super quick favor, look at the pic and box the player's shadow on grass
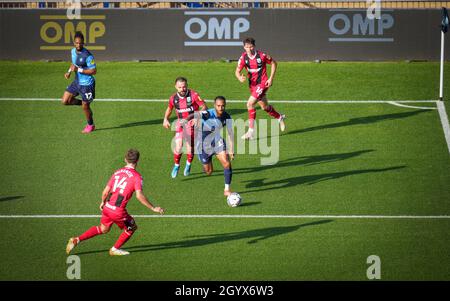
[285,110,428,136]
[241,166,406,194]
[238,201,261,207]
[130,219,333,252]
[185,149,374,179]
[75,220,332,255]
[0,196,24,202]
[95,119,163,131]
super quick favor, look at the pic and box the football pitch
[0,61,449,280]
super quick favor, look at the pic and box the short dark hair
[125,149,140,164]
[175,77,188,84]
[243,37,255,46]
[74,31,84,42]
[214,96,226,103]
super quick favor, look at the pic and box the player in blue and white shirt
[61,31,97,133]
[196,96,235,196]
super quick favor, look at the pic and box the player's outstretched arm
[235,66,246,83]
[100,185,111,210]
[226,121,235,160]
[163,106,173,129]
[136,190,165,215]
[198,97,208,111]
[64,64,76,79]
[266,59,277,87]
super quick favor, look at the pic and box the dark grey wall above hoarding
[0,8,448,61]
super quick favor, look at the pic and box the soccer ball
[227,192,242,207]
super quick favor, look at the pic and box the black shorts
[66,80,96,103]
[197,137,227,165]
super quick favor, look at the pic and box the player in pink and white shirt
[66,149,164,256]
[235,37,286,140]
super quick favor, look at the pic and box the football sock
[87,117,94,126]
[225,184,230,191]
[224,168,232,185]
[248,108,256,129]
[174,153,182,165]
[186,154,194,164]
[264,105,281,119]
[114,229,135,249]
[78,226,102,242]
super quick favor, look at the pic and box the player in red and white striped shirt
[163,77,207,178]
[235,37,286,140]
[66,149,164,256]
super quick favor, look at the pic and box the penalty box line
[0,214,449,219]
[0,97,439,104]
[1,97,447,152]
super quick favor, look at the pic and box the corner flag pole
[440,8,449,101]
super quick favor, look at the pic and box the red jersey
[168,89,204,121]
[237,50,273,87]
[105,166,143,210]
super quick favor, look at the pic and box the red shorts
[250,84,268,101]
[101,205,136,230]
[175,120,195,141]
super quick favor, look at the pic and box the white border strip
[0,214,449,219]
[0,98,438,104]
[329,38,394,43]
[184,11,250,16]
[184,41,243,46]
[437,101,450,154]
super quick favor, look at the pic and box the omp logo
[184,11,250,46]
[39,15,106,50]
[328,10,394,42]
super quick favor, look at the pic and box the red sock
[174,153,182,165]
[114,230,135,249]
[248,108,256,129]
[78,226,102,242]
[264,105,281,119]
[187,154,194,164]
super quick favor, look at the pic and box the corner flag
[442,8,449,33]
[439,8,448,100]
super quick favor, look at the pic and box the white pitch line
[437,101,450,155]
[0,97,438,104]
[0,214,449,219]
[388,101,437,110]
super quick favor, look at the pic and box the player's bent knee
[100,226,110,234]
[203,166,212,175]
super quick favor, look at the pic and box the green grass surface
[0,61,449,280]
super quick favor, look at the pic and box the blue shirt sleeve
[71,48,77,65]
[86,55,96,69]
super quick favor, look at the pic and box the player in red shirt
[163,77,207,178]
[66,149,164,256]
[235,37,286,140]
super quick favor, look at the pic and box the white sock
[175,163,180,167]
[225,184,230,191]
[111,246,117,251]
